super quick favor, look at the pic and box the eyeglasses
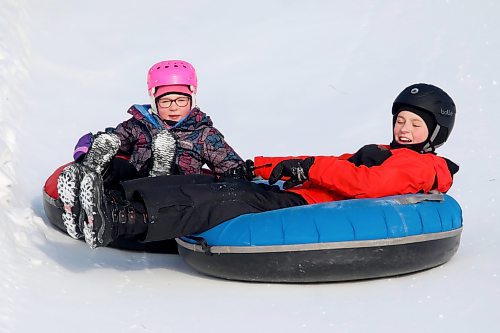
[157,97,190,108]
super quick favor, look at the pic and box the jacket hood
[174,107,213,131]
[127,105,212,131]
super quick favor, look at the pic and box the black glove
[222,159,256,180]
[268,157,315,190]
[243,159,256,180]
[347,144,392,167]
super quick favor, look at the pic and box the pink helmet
[147,60,198,98]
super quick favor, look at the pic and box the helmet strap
[149,88,158,114]
[421,124,441,153]
[191,94,197,108]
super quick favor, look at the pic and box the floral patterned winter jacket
[112,104,243,175]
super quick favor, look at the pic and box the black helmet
[392,83,456,151]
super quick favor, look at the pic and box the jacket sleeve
[254,155,315,179]
[202,127,244,174]
[113,117,139,155]
[253,155,352,180]
[308,152,447,198]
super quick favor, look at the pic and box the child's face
[393,110,429,145]
[157,93,192,121]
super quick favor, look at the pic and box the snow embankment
[0,2,48,330]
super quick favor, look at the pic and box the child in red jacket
[78,83,459,248]
[257,83,458,204]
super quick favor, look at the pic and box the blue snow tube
[176,193,463,282]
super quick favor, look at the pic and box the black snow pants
[119,174,307,242]
[102,157,141,189]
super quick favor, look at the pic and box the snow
[1,0,500,331]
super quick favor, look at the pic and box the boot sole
[149,130,176,177]
[57,164,83,239]
[82,133,121,174]
[80,170,111,248]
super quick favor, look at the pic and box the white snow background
[1,0,499,332]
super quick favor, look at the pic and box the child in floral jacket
[57,60,247,244]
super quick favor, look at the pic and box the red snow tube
[44,163,71,200]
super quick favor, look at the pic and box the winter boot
[82,133,121,174]
[149,130,176,177]
[79,171,147,248]
[57,163,85,239]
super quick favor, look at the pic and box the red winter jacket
[254,145,454,205]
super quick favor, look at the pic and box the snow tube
[42,164,178,253]
[43,164,463,282]
[176,193,463,283]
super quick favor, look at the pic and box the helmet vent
[411,88,419,94]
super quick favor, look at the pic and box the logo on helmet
[440,108,454,116]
